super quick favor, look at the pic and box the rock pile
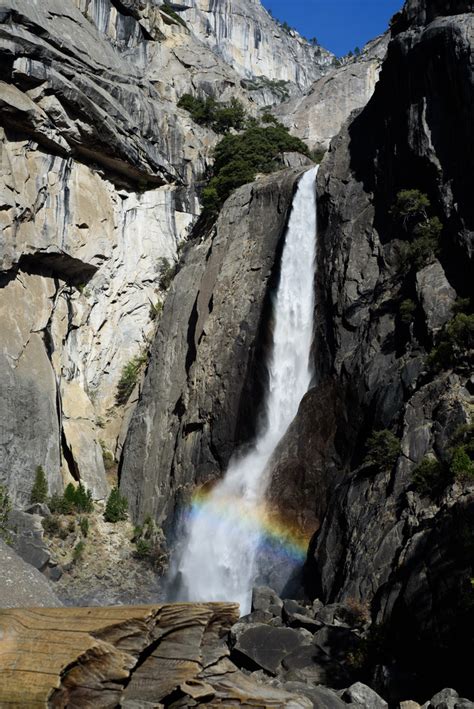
[227,587,474,709]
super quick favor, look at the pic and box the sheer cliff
[268,0,473,698]
[0,0,377,508]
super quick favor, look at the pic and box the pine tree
[30,466,48,504]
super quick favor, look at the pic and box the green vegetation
[450,445,474,481]
[178,94,247,134]
[0,484,12,543]
[100,440,115,471]
[116,353,148,405]
[42,515,61,537]
[242,76,291,102]
[79,516,90,537]
[391,189,430,225]
[132,517,168,569]
[30,465,48,504]
[412,426,474,497]
[73,540,86,563]
[363,430,400,472]
[412,457,447,498]
[400,298,416,325]
[400,216,442,270]
[48,482,93,515]
[158,258,177,291]
[391,189,442,270]
[427,310,474,372]
[149,300,163,321]
[161,2,187,28]
[310,147,327,164]
[203,122,311,214]
[104,487,128,523]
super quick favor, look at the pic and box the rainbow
[189,488,311,563]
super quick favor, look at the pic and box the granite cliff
[0,0,376,508]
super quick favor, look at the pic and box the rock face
[0,602,313,707]
[120,167,309,526]
[0,539,62,607]
[178,0,334,91]
[275,34,389,151]
[0,0,379,508]
[267,1,473,699]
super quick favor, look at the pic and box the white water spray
[174,166,318,613]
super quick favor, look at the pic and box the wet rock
[284,682,346,709]
[343,682,388,708]
[121,168,310,528]
[232,624,306,675]
[252,586,284,616]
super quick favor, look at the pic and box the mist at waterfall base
[167,167,318,614]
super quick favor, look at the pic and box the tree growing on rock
[104,487,128,523]
[30,465,48,504]
[363,430,400,472]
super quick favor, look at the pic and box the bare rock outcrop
[0,603,312,707]
[178,0,334,92]
[0,539,62,608]
[275,34,389,151]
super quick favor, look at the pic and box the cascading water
[172,166,318,614]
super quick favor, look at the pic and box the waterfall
[171,166,318,614]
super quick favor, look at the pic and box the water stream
[172,166,318,613]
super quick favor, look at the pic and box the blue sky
[261,0,403,56]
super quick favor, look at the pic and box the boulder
[343,682,388,708]
[252,586,284,616]
[8,509,50,571]
[232,624,306,675]
[0,539,61,608]
[284,682,346,709]
[429,689,459,708]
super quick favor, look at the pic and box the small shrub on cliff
[391,189,430,226]
[30,465,48,504]
[178,94,247,134]
[73,540,86,563]
[363,430,400,472]
[0,484,12,543]
[132,517,168,569]
[427,312,474,372]
[42,515,62,537]
[104,487,128,523]
[400,298,416,325]
[79,517,90,537]
[158,258,177,291]
[412,456,448,498]
[161,2,187,28]
[450,446,474,482]
[100,440,115,471]
[116,353,148,406]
